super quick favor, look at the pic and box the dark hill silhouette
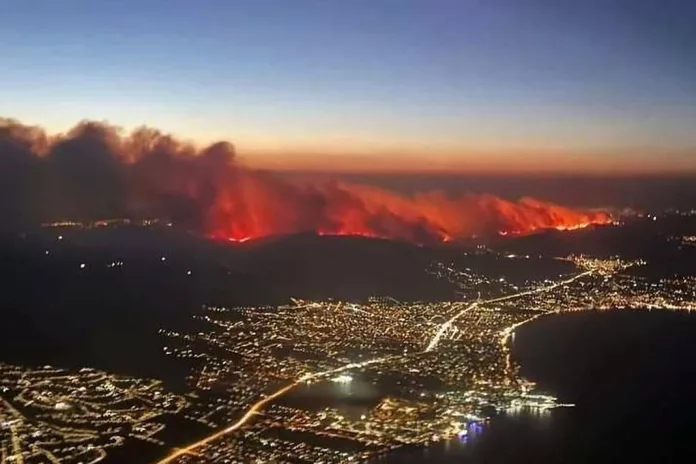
[230,232,455,301]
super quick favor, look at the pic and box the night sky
[2,0,695,173]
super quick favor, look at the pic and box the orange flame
[204,173,612,244]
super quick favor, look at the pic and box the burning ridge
[0,118,611,242]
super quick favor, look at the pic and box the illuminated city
[147,252,693,463]
[0,364,188,463]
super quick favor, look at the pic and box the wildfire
[0,118,613,243]
[226,236,253,243]
[204,173,612,244]
[497,221,607,237]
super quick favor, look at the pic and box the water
[381,309,696,463]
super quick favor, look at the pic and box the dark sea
[377,309,696,464]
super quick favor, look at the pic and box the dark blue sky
[1,0,695,173]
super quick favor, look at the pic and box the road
[155,355,398,464]
[424,301,478,352]
[424,270,594,351]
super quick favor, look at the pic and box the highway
[484,270,594,305]
[424,302,478,352]
[155,355,398,464]
[424,270,594,352]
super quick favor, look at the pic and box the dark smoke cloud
[0,118,233,231]
[0,118,611,241]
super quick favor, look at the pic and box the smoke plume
[0,118,611,242]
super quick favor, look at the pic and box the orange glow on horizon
[242,147,696,176]
[23,116,696,176]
